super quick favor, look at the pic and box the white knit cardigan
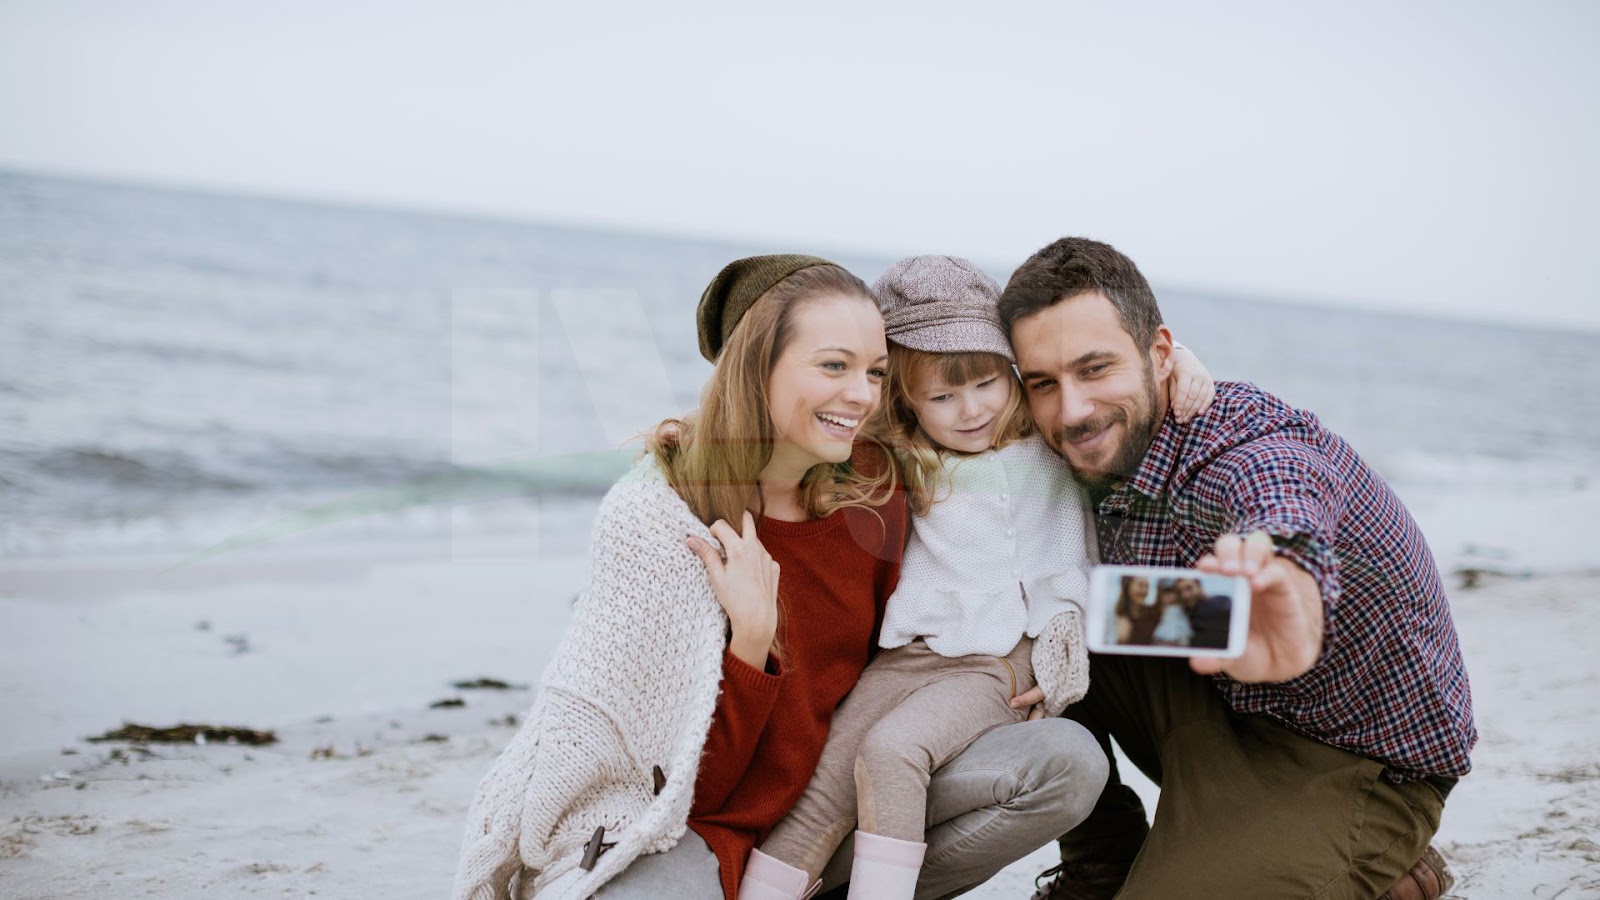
[452,456,728,900]
[879,435,1095,717]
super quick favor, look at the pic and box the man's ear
[1151,325,1176,381]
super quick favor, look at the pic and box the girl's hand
[687,511,780,669]
[1010,686,1046,720]
[1168,343,1216,424]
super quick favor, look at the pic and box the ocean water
[2,171,1597,571]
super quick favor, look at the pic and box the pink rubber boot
[737,848,820,900]
[846,831,926,900]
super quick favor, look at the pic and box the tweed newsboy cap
[873,255,1013,362]
[696,254,837,362]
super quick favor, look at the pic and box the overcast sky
[3,1,1597,330]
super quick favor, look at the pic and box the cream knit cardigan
[452,456,728,900]
[879,434,1094,717]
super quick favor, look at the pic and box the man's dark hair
[998,237,1164,349]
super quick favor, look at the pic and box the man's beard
[1053,363,1162,491]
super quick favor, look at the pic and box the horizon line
[5,161,1597,339]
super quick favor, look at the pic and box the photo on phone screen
[1085,565,1250,658]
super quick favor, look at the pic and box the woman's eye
[868,367,887,380]
[931,394,951,403]
[977,378,998,389]
[822,361,846,372]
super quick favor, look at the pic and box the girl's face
[764,294,888,479]
[906,364,1015,454]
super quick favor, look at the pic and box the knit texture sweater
[451,449,906,900]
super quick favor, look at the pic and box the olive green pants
[1059,655,1451,899]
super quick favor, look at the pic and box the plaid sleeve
[1201,435,1346,625]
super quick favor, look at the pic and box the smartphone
[1084,565,1250,658]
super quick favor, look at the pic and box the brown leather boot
[1377,845,1455,900]
[1028,861,1131,900]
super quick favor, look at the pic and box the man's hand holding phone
[1192,530,1324,683]
[1010,533,1325,714]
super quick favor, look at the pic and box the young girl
[738,255,1213,900]
[1151,580,1195,646]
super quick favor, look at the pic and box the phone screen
[1084,565,1250,658]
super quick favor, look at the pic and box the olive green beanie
[696,254,837,363]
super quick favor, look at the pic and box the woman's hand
[687,511,780,670]
[1168,343,1216,424]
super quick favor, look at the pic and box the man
[1174,577,1230,649]
[1002,238,1474,899]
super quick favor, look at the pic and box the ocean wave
[0,450,632,559]
[1377,451,1600,576]
[78,331,291,374]
[27,446,255,491]
[1375,450,1596,494]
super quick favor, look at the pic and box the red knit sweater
[687,468,909,899]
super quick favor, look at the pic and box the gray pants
[595,716,1108,900]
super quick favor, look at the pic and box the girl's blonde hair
[646,264,898,529]
[885,346,1033,515]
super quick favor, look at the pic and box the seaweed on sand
[87,723,278,746]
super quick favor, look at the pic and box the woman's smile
[815,411,861,439]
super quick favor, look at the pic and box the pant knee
[855,728,929,781]
[1002,719,1109,821]
[1054,720,1111,795]
[1056,747,1110,823]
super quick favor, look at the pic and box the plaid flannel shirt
[1095,381,1476,781]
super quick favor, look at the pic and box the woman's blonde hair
[647,264,898,528]
[884,346,1033,516]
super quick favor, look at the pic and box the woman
[1112,575,1151,644]
[452,255,1106,900]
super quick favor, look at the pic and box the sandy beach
[1,537,1596,899]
